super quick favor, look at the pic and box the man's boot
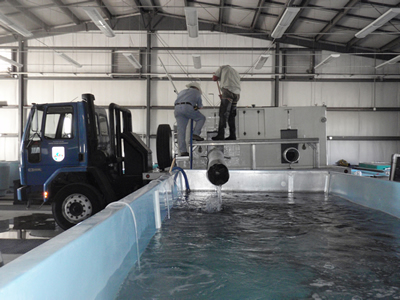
[212,98,231,140]
[225,104,237,140]
[212,127,225,140]
[225,127,236,140]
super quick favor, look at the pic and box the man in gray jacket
[174,82,205,156]
[212,65,241,140]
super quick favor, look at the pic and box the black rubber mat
[0,239,48,254]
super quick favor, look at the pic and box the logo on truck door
[52,146,65,162]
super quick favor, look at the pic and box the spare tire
[156,124,173,170]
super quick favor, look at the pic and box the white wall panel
[0,110,18,133]
[150,110,175,135]
[151,80,272,107]
[327,111,400,136]
[0,138,18,161]
[318,82,361,107]
[151,81,188,106]
[327,112,360,136]
[328,140,400,165]
[130,109,146,134]
[375,82,400,107]
[27,80,146,105]
[154,50,269,75]
[310,82,375,107]
[357,83,375,107]
[375,58,400,75]
[358,141,399,163]
[315,52,376,75]
[29,33,147,48]
[27,50,111,73]
[0,81,18,105]
[328,141,359,165]
[27,81,54,104]
[154,31,271,48]
[281,82,313,106]
[240,82,273,106]
[359,112,399,136]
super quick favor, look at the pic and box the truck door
[22,104,81,186]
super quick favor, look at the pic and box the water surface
[115,192,400,299]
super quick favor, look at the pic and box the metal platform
[192,138,320,169]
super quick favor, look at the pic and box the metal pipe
[251,144,256,170]
[17,39,25,150]
[274,42,280,107]
[145,31,152,147]
[282,147,300,164]
[207,147,229,186]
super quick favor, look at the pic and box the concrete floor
[0,193,63,266]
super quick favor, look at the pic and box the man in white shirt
[174,82,205,156]
[212,65,241,140]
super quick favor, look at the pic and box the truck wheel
[156,124,173,170]
[52,183,104,230]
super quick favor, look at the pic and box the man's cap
[186,82,202,93]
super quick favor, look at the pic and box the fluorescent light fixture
[184,7,198,38]
[271,7,300,39]
[255,55,270,70]
[375,55,400,69]
[123,53,142,69]
[355,8,400,38]
[0,11,33,37]
[314,53,340,69]
[55,52,82,68]
[192,55,201,69]
[0,54,23,68]
[82,7,115,38]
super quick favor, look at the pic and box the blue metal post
[190,119,194,169]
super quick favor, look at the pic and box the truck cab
[19,94,152,229]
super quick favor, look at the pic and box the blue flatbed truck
[17,93,155,229]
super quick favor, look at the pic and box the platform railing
[192,138,320,169]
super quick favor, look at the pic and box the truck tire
[156,124,173,170]
[52,183,104,230]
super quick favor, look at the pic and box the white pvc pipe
[154,191,161,229]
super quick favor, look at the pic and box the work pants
[174,104,206,153]
[217,88,240,137]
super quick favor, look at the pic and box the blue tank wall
[329,172,400,219]
[0,172,181,300]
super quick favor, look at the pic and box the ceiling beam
[360,0,400,8]
[6,0,50,31]
[285,0,311,34]
[308,2,399,23]
[51,0,81,25]
[380,36,400,51]
[250,0,265,30]
[0,5,387,47]
[346,1,400,50]
[93,0,112,21]
[149,13,394,59]
[270,0,296,37]
[132,0,149,28]
[149,0,158,12]
[0,9,395,61]
[315,0,360,42]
